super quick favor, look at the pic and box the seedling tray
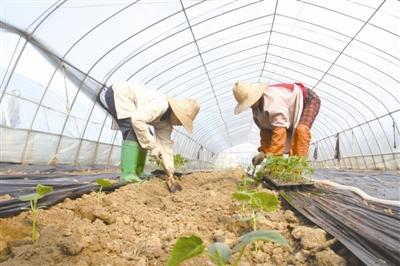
[262,175,314,190]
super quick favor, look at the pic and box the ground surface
[0,170,362,266]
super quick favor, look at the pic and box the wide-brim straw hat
[167,97,200,134]
[233,82,265,115]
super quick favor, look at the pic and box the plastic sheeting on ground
[281,186,400,266]
[0,171,121,218]
[0,163,185,218]
[312,169,400,201]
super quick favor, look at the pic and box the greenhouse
[0,0,399,265]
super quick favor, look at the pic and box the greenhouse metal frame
[1,0,399,170]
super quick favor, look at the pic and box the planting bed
[0,170,362,265]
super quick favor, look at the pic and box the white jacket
[112,82,174,173]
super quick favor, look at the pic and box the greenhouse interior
[0,0,399,265]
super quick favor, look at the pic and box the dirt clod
[292,225,327,250]
[315,248,346,266]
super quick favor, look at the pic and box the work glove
[252,151,265,166]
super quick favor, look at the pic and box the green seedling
[232,191,252,219]
[167,235,205,266]
[18,184,53,241]
[149,153,188,171]
[233,191,280,251]
[167,231,287,266]
[230,230,288,265]
[257,156,314,183]
[237,175,256,191]
[95,178,117,203]
[174,154,188,170]
[208,242,232,266]
[232,191,279,231]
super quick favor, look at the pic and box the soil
[0,170,363,266]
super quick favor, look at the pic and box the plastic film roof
[1,0,399,168]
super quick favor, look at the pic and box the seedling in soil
[18,184,53,241]
[167,235,205,266]
[167,231,287,266]
[257,156,314,183]
[95,178,117,203]
[233,191,280,251]
[237,175,256,191]
[149,153,188,171]
[232,191,279,231]
[173,154,188,171]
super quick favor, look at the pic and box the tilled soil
[0,170,362,266]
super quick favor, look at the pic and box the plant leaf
[36,184,53,196]
[208,242,232,265]
[232,230,288,253]
[250,192,279,212]
[232,191,252,202]
[18,193,41,202]
[167,235,205,266]
[241,177,255,184]
[96,178,116,188]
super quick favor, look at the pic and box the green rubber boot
[120,140,142,183]
[136,146,148,177]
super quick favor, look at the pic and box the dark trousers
[105,87,138,141]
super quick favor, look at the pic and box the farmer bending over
[101,82,200,192]
[232,81,320,166]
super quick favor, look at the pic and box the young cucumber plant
[167,231,288,266]
[18,184,53,241]
[257,156,314,183]
[95,178,117,203]
[237,175,256,191]
[232,191,280,231]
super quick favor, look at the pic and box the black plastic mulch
[312,169,400,201]
[0,172,121,218]
[281,187,400,266]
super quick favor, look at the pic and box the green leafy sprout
[237,175,256,191]
[257,156,314,183]
[232,191,279,231]
[18,184,53,241]
[95,178,117,203]
[167,231,288,266]
[173,154,189,170]
[149,153,188,171]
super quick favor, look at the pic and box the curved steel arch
[72,7,396,156]
[2,2,399,168]
[61,1,265,161]
[0,0,67,103]
[128,27,396,116]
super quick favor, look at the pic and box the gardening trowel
[159,154,182,193]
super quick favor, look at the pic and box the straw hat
[233,82,265,114]
[167,97,200,134]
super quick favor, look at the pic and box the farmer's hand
[166,173,182,193]
[252,152,265,166]
[150,145,163,161]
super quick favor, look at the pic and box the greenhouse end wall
[0,126,215,169]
